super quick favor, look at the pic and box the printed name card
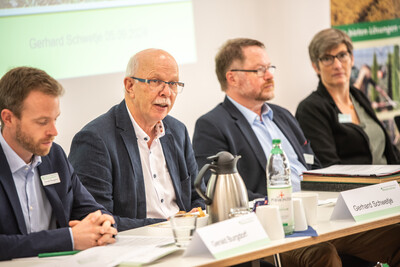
[331,181,400,222]
[184,213,269,259]
[40,172,61,186]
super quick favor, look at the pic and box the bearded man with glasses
[69,49,205,231]
[296,28,400,167]
[193,38,320,201]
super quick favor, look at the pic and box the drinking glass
[169,213,197,247]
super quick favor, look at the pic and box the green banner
[334,18,400,42]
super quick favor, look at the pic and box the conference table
[1,191,399,267]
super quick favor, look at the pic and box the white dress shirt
[127,106,179,219]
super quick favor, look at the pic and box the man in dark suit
[193,38,320,201]
[69,49,205,231]
[192,38,400,267]
[0,67,117,260]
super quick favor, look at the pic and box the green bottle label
[271,147,283,154]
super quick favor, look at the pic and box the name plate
[184,213,269,259]
[331,181,400,222]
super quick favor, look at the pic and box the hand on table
[69,210,118,250]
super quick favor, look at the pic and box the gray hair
[309,28,353,68]
[125,54,139,77]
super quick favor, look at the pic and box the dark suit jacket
[296,81,400,167]
[69,100,205,231]
[192,97,320,201]
[0,143,107,260]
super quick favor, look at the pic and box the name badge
[303,153,314,165]
[338,113,352,123]
[41,173,61,186]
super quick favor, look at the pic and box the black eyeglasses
[230,66,276,77]
[319,51,350,66]
[130,76,184,94]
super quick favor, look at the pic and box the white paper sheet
[38,235,178,267]
[303,165,400,176]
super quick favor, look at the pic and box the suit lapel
[38,156,68,228]
[223,97,267,171]
[0,146,27,234]
[160,123,184,210]
[116,101,147,216]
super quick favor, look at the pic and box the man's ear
[1,109,14,126]
[124,77,135,98]
[226,71,238,87]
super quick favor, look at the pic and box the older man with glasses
[69,48,205,231]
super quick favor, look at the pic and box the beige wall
[57,0,330,154]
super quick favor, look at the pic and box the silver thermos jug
[194,151,249,223]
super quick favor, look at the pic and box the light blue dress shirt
[227,96,306,191]
[0,133,56,233]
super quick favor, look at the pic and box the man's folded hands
[70,210,118,250]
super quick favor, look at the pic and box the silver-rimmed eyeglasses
[131,76,184,94]
[319,51,350,66]
[230,65,276,77]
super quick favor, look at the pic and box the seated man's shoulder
[197,103,229,123]
[268,103,293,116]
[85,105,118,129]
[268,103,302,127]
[42,142,71,173]
[163,115,187,132]
[76,104,120,139]
[47,142,67,159]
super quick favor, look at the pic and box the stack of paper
[301,165,400,191]
[40,236,178,267]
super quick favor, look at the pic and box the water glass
[169,213,197,247]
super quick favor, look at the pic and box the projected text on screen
[0,0,196,79]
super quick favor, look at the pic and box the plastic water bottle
[266,139,294,235]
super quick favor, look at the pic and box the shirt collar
[125,103,166,143]
[227,96,274,124]
[0,131,42,174]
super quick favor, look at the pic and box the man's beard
[255,81,274,101]
[16,123,53,157]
